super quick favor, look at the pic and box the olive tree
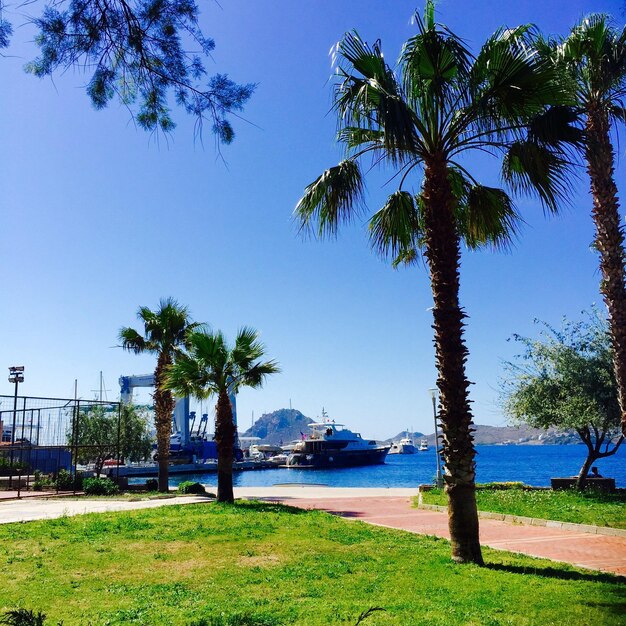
[503,311,624,489]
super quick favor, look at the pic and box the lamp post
[8,366,24,490]
[428,387,444,488]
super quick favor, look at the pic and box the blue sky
[1,0,623,438]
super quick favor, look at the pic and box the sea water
[168,444,626,489]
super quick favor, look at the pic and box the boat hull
[389,443,417,454]
[286,446,390,468]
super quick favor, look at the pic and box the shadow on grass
[486,561,626,585]
[228,500,308,515]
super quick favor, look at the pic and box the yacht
[389,437,417,455]
[418,438,428,452]
[286,418,390,468]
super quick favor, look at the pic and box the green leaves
[295,160,365,237]
[456,183,520,251]
[503,312,622,435]
[119,298,198,378]
[22,0,254,141]
[296,6,582,262]
[335,32,421,160]
[557,13,626,108]
[401,4,471,108]
[368,191,422,261]
[502,140,572,213]
[164,328,279,401]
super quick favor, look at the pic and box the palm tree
[295,3,574,564]
[119,298,198,492]
[546,15,626,437]
[164,327,279,503]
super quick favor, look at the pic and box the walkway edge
[417,503,626,537]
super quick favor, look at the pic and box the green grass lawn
[419,486,626,529]
[0,502,624,625]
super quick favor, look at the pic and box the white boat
[268,453,289,466]
[286,415,390,468]
[389,437,417,455]
[418,438,428,451]
[248,444,284,461]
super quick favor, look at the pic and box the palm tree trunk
[215,388,236,503]
[154,352,175,493]
[422,154,483,565]
[586,105,626,438]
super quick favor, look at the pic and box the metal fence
[0,395,122,494]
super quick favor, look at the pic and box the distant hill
[471,424,580,445]
[385,430,425,443]
[240,409,582,447]
[414,424,580,446]
[241,409,313,445]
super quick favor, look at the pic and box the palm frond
[528,105,584,148]
[391,247,421,268]
[336,126,384,150]
[368,191,422,260]
[166,355,216,400]
[232,326,265,371]
[335,32,420,159]
[502,140,573,213]
[190,329,229,375]
[468,25,566,134]
[294,160,365,238]
[240,360,281,389]
[119,327,147,354]
[456,183,521,250]
[401,3,472,108]
[165,326,278,400]
[610,103,626,124]
[559,14,626,105]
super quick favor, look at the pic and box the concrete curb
[417,503,626,537]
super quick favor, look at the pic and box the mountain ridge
[241,409,581,446]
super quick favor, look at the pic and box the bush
[32,470,83,492]
[145,478,158,491]
[83,477,119,496]
[56,469,83,491]
[477,482,529,491]
[177,481,206,495]
[0,457,30,476]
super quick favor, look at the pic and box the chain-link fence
[0,395,122,494]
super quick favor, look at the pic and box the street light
[8,366,24,491]
[428,387,444,488]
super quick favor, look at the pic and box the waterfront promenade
[0,487,624,576]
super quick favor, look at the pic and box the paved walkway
[0,495,209,524]
[0,487,624,576]
[234,487,626,576]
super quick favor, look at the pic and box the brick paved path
[279,495,626,576]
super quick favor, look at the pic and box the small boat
[248,444,284,461]
[418,438,428,452]
[389,437,417,455]
[286,414,390,468]
[268,453,289,466]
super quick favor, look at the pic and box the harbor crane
[118,374,239,448]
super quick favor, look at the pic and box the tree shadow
[486,561,625,585]
[232,499,308,515]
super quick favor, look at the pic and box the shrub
[83,477,119,496]
[56,470,83,491]
[145,478,158,491]
[477,482,528,491]
[177,481,206,495]
[0,457,30,476]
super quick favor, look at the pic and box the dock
[105,459,279,478]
